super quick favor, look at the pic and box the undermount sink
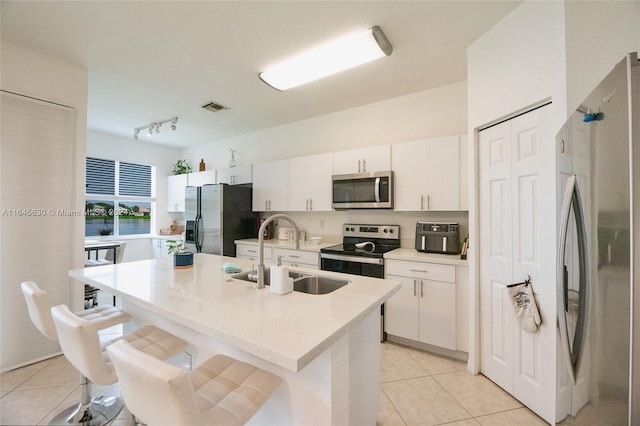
[231,269,351,295]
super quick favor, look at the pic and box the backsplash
[265,210,469,249]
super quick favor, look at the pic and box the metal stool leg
[49,374,123,426]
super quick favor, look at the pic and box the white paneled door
[479,104,556,424]
[1,92,76,370]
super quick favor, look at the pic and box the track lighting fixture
[133,117,178,140]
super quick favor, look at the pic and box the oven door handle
[320,253,384,265]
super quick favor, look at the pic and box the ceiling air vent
[201,101,229,112]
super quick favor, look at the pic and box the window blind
[119,162,151,196]
[86,157,115,195]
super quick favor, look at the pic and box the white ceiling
[1,1,520,149]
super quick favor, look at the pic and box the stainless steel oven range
[320,224,400,341]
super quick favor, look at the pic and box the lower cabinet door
[418,279,456,350]
[385,275,419,340]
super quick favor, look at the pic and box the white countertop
[235,238,338,252]
[68,254,399,372]
[384,248,468,266]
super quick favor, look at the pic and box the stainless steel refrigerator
[556,53,639,423]
[184,184,258,256]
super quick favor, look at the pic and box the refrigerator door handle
[196,216,204,252]
[556,174,589,384]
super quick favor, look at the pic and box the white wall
[564,1,640,115]
[183,82,467,169]
[1,40,88,370]
[87,129,182,236]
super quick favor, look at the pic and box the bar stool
[107,339,282,426]
[21,281,131,341]
[21,281,132,425]
[51,305,188,426]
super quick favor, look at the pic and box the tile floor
[378,341,547,425]
[2,290,546,425]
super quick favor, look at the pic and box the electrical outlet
[320,220,325,229]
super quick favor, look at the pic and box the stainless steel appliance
[415,222,460,254]
[331,171,394,209]
[321,224,400,341]
[555,53,638,423]
[184,184,258,256]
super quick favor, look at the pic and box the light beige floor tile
[406,347,467,375]
[382,376,471,426]
[434,371,522,417]
[445,419,481,426]
[0,385,76,426]
[0,357,57,397]
[16,355,79,390]
[475,407,547,425]
[381,348,428,383]
[377,386,406,425]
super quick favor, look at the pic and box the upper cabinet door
[392,136,460,211]
[252,159,288,212]
[288,153,332,211]
[167,174,188,212]
[332,145,391,175]
[187,170,216,186]
[217,165,252,185]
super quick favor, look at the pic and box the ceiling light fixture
[259,26,392,91]
[134,117,178,140]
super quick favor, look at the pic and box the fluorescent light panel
[260,26,392,91]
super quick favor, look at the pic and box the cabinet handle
[413,279,417,297]
[420,195,424,210]
[426,194,430,210]
[421,280,424,298]
[289,255,300,259]
[309,199,313,211]
[248,249,256,253]
[306,199,309,211]
[265,200,268,211]
[357,160,361,173]
[409,269,428,273]
[362,158,366,172]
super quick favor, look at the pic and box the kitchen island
[68,253,400,425]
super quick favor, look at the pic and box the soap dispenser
[270,256,293,295]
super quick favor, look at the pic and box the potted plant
[172,159,192,175]
[166,240,193,269]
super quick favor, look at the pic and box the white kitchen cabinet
[152,238,181,258]
[217,165,252,185]
[288,153,332,211]
[332,145,390,175]
[385,259,456,350]
[167,174,188,212]
[236,243,271,264]
[187,170,216,187]
[252,159,289,212]
[392,136,460,211]
[272,248,319,269]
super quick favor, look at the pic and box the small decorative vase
[174,252,194,269]
[229,158,237,168]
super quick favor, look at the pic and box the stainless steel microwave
[332,171,394,209]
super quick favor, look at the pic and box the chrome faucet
[257,214,299,289]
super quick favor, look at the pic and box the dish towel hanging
[507,276,541,333]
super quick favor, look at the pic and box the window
[85,157,155,237]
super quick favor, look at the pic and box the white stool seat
[77,305,131,330]
[107,340,282,426]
